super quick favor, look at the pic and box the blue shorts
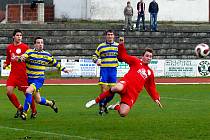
[99,67,117,85]
[28,78,44,92]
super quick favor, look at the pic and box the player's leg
[6,86,22,109]
[99,67,117,115]
[33,91,58,113]
[18,79,37,119]
[30,97,37,118]
[6,78,23,118]
[21,85,34,120]
[98,84,109,115]
[85,82,124,108]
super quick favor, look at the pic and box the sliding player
[86,43,162,117]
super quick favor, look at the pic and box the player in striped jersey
[92,30,119,115]
[16,37,70,120]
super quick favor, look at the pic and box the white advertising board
[1,60,11,76]
[61,59,81,77]
[2,59,210,78]
[164,59,198,77]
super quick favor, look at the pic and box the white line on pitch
[162,97,201,102]
[0,125,98,140]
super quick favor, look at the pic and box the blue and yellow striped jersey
[23,49,65,78]
[92,42,119,67]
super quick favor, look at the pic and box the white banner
[79,59,97,77]
[117,62,129,77]
[2,59,210,77]
[149,59,165,77]
[164,59,198,77]
[61,59,81,77]
[1,60,11,76]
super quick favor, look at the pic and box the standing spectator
[136,0,146,31]
[92,30,119,115]
[123,1,134,31]
[149,0,159,31]
[3,29,37,118]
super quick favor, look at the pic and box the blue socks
[39,97,47,105]
[23,93,32,112]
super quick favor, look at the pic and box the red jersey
[5,43,29,77]
[118,44,160,101]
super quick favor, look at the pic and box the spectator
[149,0,159,31]
[136,0,146,31]
[123,1,134,31]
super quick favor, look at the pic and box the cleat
[20,112,27,120]
[85,100,96,108]
[99,110,104,116]
[30,111,37,119]
[14,110,21,118]
[98,105,104,116]
[104,106,108,114]
[50,100,58,113]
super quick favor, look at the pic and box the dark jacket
[137,2,145,13]
[149,1,159,13]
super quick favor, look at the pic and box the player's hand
[3,63,7,69]
[96,59,101,66]
[63,69,73,73]
[119,37,124,44]
[155,99,163,109]
[19,55,26,62]
[11,55,19,62]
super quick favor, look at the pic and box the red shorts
[6,74,28,92]
[119,80,139,108]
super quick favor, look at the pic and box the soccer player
[3,29,37,118]
[92,30,119,115]
[86,43,163,117]
[16,37,70,120]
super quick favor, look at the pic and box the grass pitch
[0,84,210,140]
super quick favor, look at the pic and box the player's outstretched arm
[155,99,163,109]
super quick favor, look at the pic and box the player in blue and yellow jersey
[17,37,70,120]
[92,30,119,115]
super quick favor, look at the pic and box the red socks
[31,97,37,113]
[95,89,113,103]
[7,93,22,110]
[114,104,120,111]
[7,93,37,113]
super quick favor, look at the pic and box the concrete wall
[54,0,88,19]
[54,0,209,22]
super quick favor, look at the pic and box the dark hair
[105,29,114,35]
[142,48,153,55]
[127,1,130,4]
[34,36,43,44]
[13,29,22,36]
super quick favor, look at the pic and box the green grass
[0,84,210,140]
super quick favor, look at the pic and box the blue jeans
[150,13,158,31]
[136,13,145,30]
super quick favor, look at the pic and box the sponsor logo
[16,48,21,54]
[198,61,210,76]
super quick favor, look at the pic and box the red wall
[7,4,54,23]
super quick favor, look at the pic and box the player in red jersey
[85,43,163,117]
[3,29,37,118]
